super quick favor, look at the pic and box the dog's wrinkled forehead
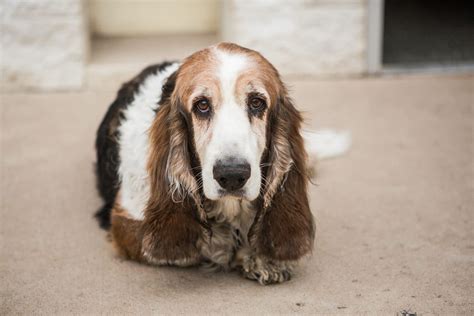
[172,43,281,108]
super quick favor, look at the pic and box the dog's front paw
[241,255,294,285]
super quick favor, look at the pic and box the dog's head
[148,43,306,212]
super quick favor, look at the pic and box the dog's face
[172,43,281,201]
[145,43,313,266]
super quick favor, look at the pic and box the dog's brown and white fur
[95,43,315,285]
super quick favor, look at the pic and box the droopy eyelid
[247,91,268,104]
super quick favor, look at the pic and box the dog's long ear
[147,73,205,220]
[251,86,315,261]
[145,74,194,207]
[139,73,207,266]
[166,93,201,206]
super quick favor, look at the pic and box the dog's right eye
[193,98,211,114]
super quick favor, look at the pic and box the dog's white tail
[302,129,352,161]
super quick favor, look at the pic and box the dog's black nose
[213,160,251,192]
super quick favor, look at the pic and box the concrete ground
[1,72,473,314]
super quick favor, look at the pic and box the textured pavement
[1,73,473,314]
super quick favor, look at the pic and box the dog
[95,43,317,285]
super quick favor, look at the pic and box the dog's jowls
[95,43,315,285]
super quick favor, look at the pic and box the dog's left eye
[248,97,266,111]
[193,98,211,114]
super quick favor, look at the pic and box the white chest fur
[117,63,180,220]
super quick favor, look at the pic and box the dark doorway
[383,0,474,67]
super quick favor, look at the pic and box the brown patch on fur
[218,42,282,106]
[172,48,220,111]
[110,206,144,261]
[249,83,315,261]
[141,199,203,266]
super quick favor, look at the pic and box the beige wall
[88,0,219,36]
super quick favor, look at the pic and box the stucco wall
[221,0,368,77]
[1,0,88,91]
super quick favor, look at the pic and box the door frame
[367,0,384,74]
